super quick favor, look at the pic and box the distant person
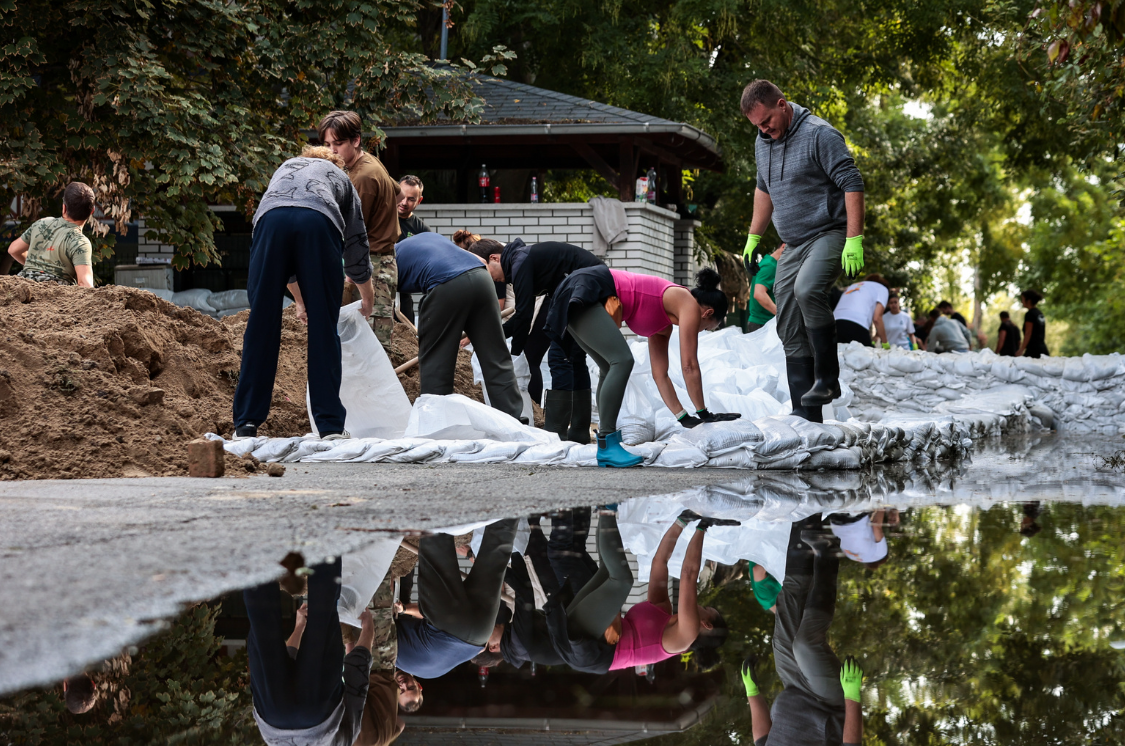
[882,294,919,350]
[7,182,96,287]
[234,146,373,440]
[1020,502,1043,537]
[395,519,518,680]
[745,242,785,332]
[740,518,866,746]
[924,308,970,353]
[1015,289,1049,358]
[833,274,890,347]
[244,558,375,746]
[995,310,1021,356]
[319,111,401,348]
[938,300,969,328]
[395,232,524,420]
[395,175,431,325]
[829,508,898,568]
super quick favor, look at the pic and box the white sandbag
[787,419,844,452]
[801,447,863,470]
[170,289,217,314]
[672,420,764,457]
[144,288,176,301]
[384,440,449,463]
[406,394,556,444]
[705,448,758,469]
[513,442,577,464]
[562,443,599,467]
[251,436,304,462]
[207,289,250,311]
[652,442,709,468]
[450,441,531,463]
[337,537,403,628]
[307,302,412,440]
[216,307,249,318]
[754,417,804,457]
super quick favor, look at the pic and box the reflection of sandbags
[338,537,404,628]
[170,289,217,314]
[307,301,412,439]
[406,393,557,444]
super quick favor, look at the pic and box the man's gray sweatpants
[417,266,523,420]
[774,229,845,358]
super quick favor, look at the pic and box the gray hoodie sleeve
[814,128,865,194]
[335,646,373,746]
[339,180,374,284]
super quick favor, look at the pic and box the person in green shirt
[8,182,96,287]
[746,242,785,332]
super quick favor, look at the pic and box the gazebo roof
[380,75,723,200]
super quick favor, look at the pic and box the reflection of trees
[641,505,1125,745]
[0,605,259,745]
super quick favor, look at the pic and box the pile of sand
[0,279,484,480]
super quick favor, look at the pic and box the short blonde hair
[300,145,345,170]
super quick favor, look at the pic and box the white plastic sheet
[306,301,412,440]
[405,394,557,444]
[337,537,403,628]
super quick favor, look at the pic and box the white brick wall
[674,218,701,287]
[136,218,176,259]
[413,202,689,282]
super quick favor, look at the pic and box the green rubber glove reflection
[741,656,761,698]
[842,235,864,277]
[743,233,762,259]
[840,655,863,702]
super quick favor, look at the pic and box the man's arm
[749,189,774,237]
[357,171,401,256]
[752,283,777,315]
[8,237,28,265]
[843,700,862,745]
[742,657,772,743]
[74,265,94,288]
[285,602,308,650]
[840,656,864,745]
[995,328,1006,354]
[872,303,886,344]
[845,191,865,238]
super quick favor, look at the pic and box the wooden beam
[618,136,636,202]
[635,138,683,169]
[571,141,620,189]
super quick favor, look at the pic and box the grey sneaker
[232,424,258,441]
[321,429,352,441]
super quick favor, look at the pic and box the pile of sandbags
[838,343,1125,435]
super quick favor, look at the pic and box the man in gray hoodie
[739,80,866,422]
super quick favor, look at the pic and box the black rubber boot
[785,356,822,423]
[543,389,572,441]
[802,324,841,409]
[568,388,592,445]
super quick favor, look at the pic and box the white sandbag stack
[838,343,1125,435]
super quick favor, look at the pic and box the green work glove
[839,655,863,702]
[741,656,761,698]
[743,233,763,276]
[841,235,864,277]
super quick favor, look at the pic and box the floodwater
[2,433,1125,745]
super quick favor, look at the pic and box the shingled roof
[454,76,683,126]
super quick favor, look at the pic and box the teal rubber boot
[596,430,644,468]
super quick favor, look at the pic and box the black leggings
[835,318,872,347]
[245,558,344,729]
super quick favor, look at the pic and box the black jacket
[501,240,604,355]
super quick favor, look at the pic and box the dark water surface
[2,433,1125,745]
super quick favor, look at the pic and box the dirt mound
[386,321,485,405]
[0,280,491,480]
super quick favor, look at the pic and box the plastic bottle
[646,166,657,203]
[635,176,647,203]
[493,186,501,203]
[530,176,539,203]
[478,666,490,687]
[478,164,490,203]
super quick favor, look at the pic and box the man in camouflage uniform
[318,110,401,349]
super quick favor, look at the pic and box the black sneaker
[233,424,258,441]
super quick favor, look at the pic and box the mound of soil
[386,322,484,405]
[0,279,485,480]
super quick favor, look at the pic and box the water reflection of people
[244,557,375,745]
[395,518,517,680]
[563,509,734,671]
[828,508,897,568]
[741,518,864,745]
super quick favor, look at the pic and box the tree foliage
[0,0,509,268]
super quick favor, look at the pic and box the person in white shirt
[832,273,890,347]
[882,294,919,350]
[828,509,897,568]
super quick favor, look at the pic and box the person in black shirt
[938,300,969,328]
[395,175,431,324]
[467,238,603,444]
[1015,289,1049,358]
[995,311,1021,356]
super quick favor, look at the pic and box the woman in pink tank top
[609,268,741,429]
[607,510,733,671]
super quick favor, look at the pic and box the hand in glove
[839,655,864,702]
[741,656,761,698]
[743,233,762,276]
[678,412,704,428]
[699,409,741,423]
[841,235,864,278]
